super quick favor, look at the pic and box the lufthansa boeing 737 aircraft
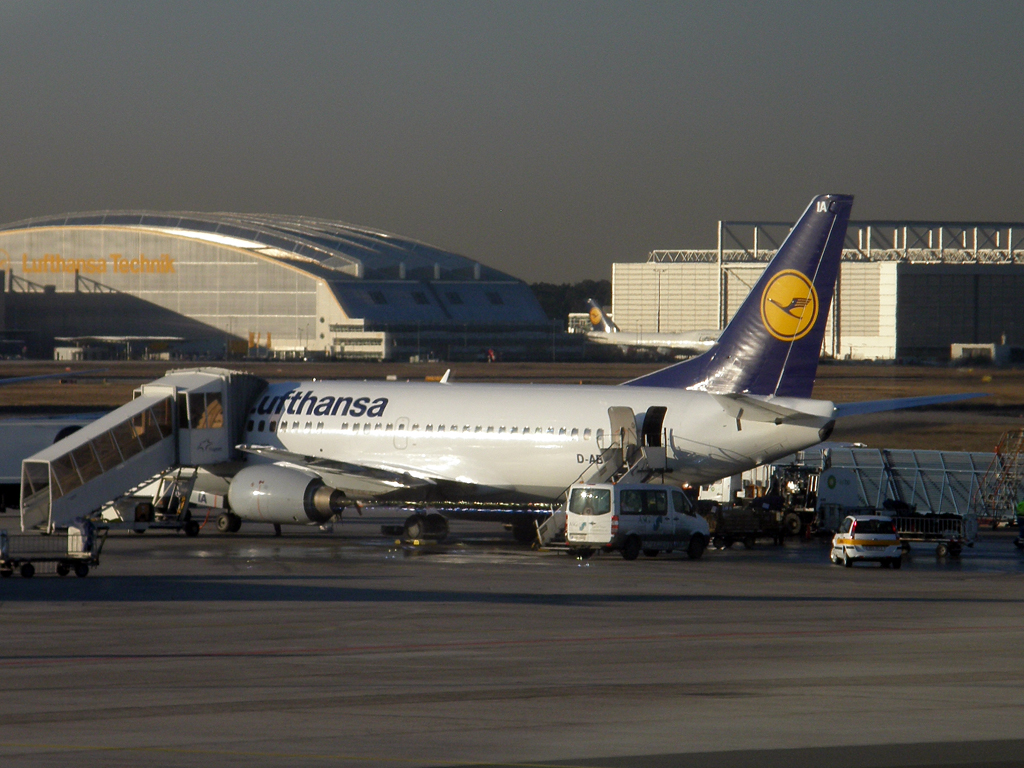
[585,298,719,357]
[223,195,979,535]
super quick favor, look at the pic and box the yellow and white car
[831,515,903,569]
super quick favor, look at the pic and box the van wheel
[643,549,659,558]
[844,551,854,567]
[890,557,902,570]
[687,534,707,560]
[622,536,641,561]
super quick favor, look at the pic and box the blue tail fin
[625,194,853,397]
[587,298,619,333]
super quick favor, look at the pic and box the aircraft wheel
[216,513,236,533]
[511,519,536,544]
[424,513,449,541]
[687,534,707,560]
[621,536,641,561]
[74,562,89,578]
[403,514,425,540]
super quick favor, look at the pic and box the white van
[564,483,709,560]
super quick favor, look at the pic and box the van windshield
[568,488,612,516]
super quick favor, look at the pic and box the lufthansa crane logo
[589,307,603,326]
[760,269,818,341]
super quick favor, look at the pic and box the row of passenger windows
[246,418,603,440]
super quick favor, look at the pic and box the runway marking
[0,623,1018,668]
[0,742,582,767]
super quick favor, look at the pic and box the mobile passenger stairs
[18,368,265,535]
[535,405,671,550]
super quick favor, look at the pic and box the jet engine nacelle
[227,464,346,525]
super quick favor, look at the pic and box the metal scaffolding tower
[972,430,1024,523]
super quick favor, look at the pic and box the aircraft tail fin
[625,194,853,397]
[587,298,619,333]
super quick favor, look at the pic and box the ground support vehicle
[564,482,709,560]
[892,512,977,557]
[703,503,785,549]
[100,468,203,536]
[0,521,106,578]
[830,514,903,568]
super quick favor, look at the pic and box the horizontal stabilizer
[713,394,832,426]
[833,392,988,418]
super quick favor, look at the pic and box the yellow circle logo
[589,307,603,326]
[760,269,819,341]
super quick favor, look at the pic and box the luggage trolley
[0,521,106,578]
[893,513,977,557]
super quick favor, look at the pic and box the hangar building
[611,220,1024,360]
[0,212,550,360]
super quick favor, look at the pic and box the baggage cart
[893,513,977,557]
[0,521,106,578]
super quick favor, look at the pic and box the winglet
[439,369,451,384]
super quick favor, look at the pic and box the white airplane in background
[585,299,719,357]
[223,194,981,538]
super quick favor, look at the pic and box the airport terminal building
[0,212,551,360]
[611,220,1024,361]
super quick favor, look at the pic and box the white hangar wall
[0,226,331,348]
[611,261,898,361]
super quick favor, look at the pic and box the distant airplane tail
[587,298,619,333]
[625,194,853,397]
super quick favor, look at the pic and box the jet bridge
[20,368,265,532]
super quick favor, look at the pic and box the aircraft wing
[236,443,437,495]
[832,392,988,418]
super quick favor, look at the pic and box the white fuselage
[242,381,834,502]
[586,330,718,355]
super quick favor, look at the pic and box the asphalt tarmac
[2,513,1024,768]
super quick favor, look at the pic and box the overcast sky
[1,1,1021,282]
